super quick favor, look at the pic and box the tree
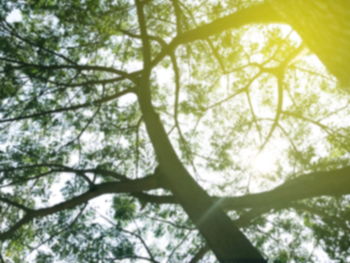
[269,0,350,86]
[0,0,350,262]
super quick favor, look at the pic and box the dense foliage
[0,0,350,262]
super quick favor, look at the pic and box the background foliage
[0,0,350,262]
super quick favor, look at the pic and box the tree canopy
[1,0,350,262]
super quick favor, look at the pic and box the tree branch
[2,57,133,80]
[0,175,161,241]
[172,2,282,46]
[134,166,350,212]
[0,88,133,123]
[222,166,350,210]
[148,2,283,71]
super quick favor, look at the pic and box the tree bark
[135,1,267,262]
[134,166,350,212]
[222,166,350,210]
[268,0,350,85]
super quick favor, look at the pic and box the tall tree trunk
[135,1,267,262]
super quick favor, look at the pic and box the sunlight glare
[252,150,277,174]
